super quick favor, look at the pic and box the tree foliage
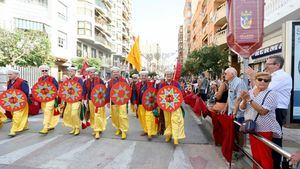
[0,28,53,66]
[71,57,102,70]
[182,45,229,77]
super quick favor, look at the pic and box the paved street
[0,105,227,169]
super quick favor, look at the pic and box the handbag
[240,90,271,134]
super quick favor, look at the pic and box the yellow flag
[127,36,141,72]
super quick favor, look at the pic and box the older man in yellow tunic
[158,69,185,145]
[106,67,129,140]
[63,66,83,136]
[133,71,158,140]
[38,65,60,134]
[6,69,30,137]
[83,67,107,139]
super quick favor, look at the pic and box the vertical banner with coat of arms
[227,0,264,58]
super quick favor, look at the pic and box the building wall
[178,25,184,65]
[183,0,192,63]
[0,0,77,63]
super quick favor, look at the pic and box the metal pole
[242,57,249,87]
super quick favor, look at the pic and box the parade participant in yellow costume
[106,67,129,140]
[133,71,157,140]
[158,69,185,145]
[6,69,30,137]
[0,107,7,128]
[63,66,83,136]
[38,65,60,134]
[83,67,106,139]
[130,74,139,114]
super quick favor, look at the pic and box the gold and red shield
[110,82,131,105]
[157,86,183,112]
[91,84,107,107]
[142,87,157,111]
[32,81,57,102]
[58,80,82,103]
[0,89,27,112]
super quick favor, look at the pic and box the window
[14,18,48,32]
[91,48,97,58]
[77,7,92,17]
[77,42,82,57]
[77,21,92,36]
[57,1,67,20]
[83,45,88,57]
[58,31,67,49]
[17,0,48,7]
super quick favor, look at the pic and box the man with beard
[38,65,59,135]
[106,67,129,140]
[6,68,30,137]
[158,69,185,145]
[63,66,83,136]
[83,67,106,139]
[133,71,157,140]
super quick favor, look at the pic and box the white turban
[86,67,96,72]
[67,66,78,71]
[111,67,121,72]
[7,68,20,75]
[39,65,50,71]
[139,71,149,75]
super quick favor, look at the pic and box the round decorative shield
[91,84,107,107]
[0,89,27,112]
[58,80,83,103]
[32,81,57,102]
[110,82,132,105]
[157,86,183,112]
[142,87,157,111]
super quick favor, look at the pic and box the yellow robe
[0,108,7,128]
[137,105,157,136]
[63,102,81,129]
[41,100,59,129]
[10,103,29,133]
[89,100,106,132]
[111,104,128,132]
[164,108,185,140]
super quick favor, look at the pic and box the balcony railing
[95,35,112,49]
[215,3,226,24]
[214,30,226,45]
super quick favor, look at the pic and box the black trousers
[272,108,288,169]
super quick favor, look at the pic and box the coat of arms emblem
[240,10,252,29]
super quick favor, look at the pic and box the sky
[132,0,185,55]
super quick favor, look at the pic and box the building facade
[183,0,192,63]
[141,41,161,73]
[178,25,184,65]
[0,0,77,79]
[111,0,132,74]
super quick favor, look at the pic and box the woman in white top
[239,72,281,169]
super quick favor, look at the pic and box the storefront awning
[251,42,282,59]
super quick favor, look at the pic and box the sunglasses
[256,78,271,83]
[41,70,48,72]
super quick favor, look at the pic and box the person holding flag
[106,67,129,140]
[38,65,59,135]
[63,66,83,136]
[158,69,185,145]
[83,67,107,139]
[6,68,30,137]
[130,74,139,114]
[132,71,158,140]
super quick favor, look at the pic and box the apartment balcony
[95,35,112,50]
[95,0,112,20]
[95,17,111,36]
[215,3,226,26]
[213,30,226,45]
